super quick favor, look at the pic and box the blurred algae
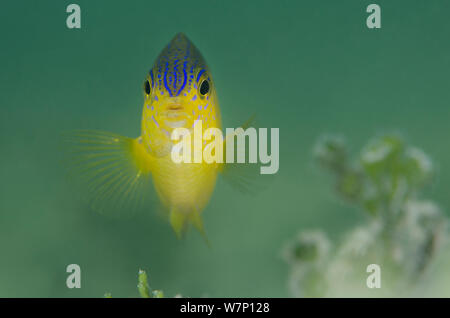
[283,135,448,297]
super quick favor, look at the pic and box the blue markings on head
[173,68,178,90]
[163,62,173,96]
[151,33,208,97]
[176,62,188,96]
[196,69,205,83]
[149,70,154,87]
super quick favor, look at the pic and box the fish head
[142,33,218,139]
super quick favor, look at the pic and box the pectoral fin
[62,130,156,216]
[220,115,269,194]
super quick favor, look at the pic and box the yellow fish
[64,33,254,239]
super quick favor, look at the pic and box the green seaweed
[104,269,167,298]
[284,134,447,297]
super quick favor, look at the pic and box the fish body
[141,33,221,222]
[65,33,252,239]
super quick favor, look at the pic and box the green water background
[1,0,450,297]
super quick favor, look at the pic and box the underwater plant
[283,135,448,297]
[104,269,166,298]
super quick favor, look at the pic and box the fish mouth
[167,103,183,111]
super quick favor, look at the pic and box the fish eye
[199,79,210,96]
[144,79,151,95]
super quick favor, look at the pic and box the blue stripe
[163,62,173,96]
[151,115,159,127]
[176,62,188,96]
[149,70,154,87]
[196,69,205,83]
[173,60,178,91]
[173,68,177,90]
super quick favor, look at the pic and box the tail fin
[170,208,210,245]
[61,130,155,216]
